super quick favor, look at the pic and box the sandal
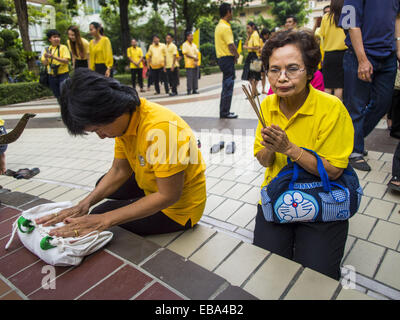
[210,141,225,154]
[349,156,371,172]
[388,176,400,192]
[15,168,40,180]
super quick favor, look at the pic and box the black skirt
[242,52,261,81]
[75,59,88,69]
[322,50,346,89]
[94,63,113,77]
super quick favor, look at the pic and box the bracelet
[292,148,304,162]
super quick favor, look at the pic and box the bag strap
[288,147,331,192]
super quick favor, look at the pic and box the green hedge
[0,82,53,106]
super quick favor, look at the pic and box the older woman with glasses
[253,29,354,280]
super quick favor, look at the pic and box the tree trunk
[183,0,192,35]
[119,0,130,57]
[13,0,37,74]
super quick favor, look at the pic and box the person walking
[147,35,168,95]
[242,22,262,97]
[165,33,179,96]
[319,0,347,101]
[41,29,71,101]
[182,32,199,95]
[67,26,90,69]
[339,0,400,171]
[88,22,113,77]
[215,2,239,119]
[127,39,145,93]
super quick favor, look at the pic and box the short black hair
[167,33,174,38]
[219,2,232,18]
[286,16,298,23]
[46,29,60,39]
[152,34,160,40]
[261,28,271,37]
[59,69,140,136]
[185,31,192,39]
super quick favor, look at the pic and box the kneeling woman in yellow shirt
[36,68,206,237]
[89,22,113,77]
[253,30,354,280]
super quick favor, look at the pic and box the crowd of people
[3,0,398,285]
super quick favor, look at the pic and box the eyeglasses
[267,67,306,80]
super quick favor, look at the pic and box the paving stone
[0,207,21,223]
[239,186,261,204]
[358,195,371,214]
[0,217,17,239]
[207,166,232,178]
[141,248,227,300]
[2,179,32,190]
[145,231,184,247]
[27,183,59,197]
[343,239,385,278]
[343,235,356,258]
[366,290,390,300]
[134,282,184,300]
[348,213,376,239]
[52,188,89,202]
[189,232,241,271]
[336,287,375,300]
[366,159,384,171]
[214,285,258,300]
[0,247,40,278]
[0,191,38,208]
[167,224,216,258]
[389,204,400,225]
[379,153,394,162]
[368,220,400,250]
[227,203,257,228]
[364,170,389,184]
[363,182,387,199]
[203,194,225,216]
[243,254,301,300]
[366,151,383,160]
[208,179,236,196]
[0,291,23,300]
[209,199,243,221]
[39,186,73,201]
[206,176,220,191]
[284,268,339,300]
[0,278,11,296]
[79,265,152,300]
[13,181,45,193]
[0,235,22,258]
[363,199,395,220]
[29,251,124,300]
[382,189,400,202]
[105,226,160,265]
[356,272,400,300]
[215,242,268,286]
[375,250,400,291]
[235,171,261,184]
[18,198,53,211]
[224,183,252,200]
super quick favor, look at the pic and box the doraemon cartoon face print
[274,191,319,222]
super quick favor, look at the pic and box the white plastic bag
[5,201,113,266]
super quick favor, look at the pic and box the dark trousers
[90,173,192,236]
[152,68,169,94]
[48,72,69,99]
[166,68,178,94]
[343,49,397,155]
[130,68,143,89]
[393,142,400,177]
[186,67,198,93]
[253,204,349,280]
[217,56,235,117]
[75,59,88,69]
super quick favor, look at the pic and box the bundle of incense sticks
[242,84,266,128]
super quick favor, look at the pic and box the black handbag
[39,46,60,87]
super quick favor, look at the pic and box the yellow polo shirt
[0,118,4,126]
[254,85,354,191]
[147,43,166,69]
[89,36,113,70]
[165,43,178,69]
[127,46,144,69]
[319,13,348,52]
[114,98,207,226]
[182,41,198,69]
[67,38,90,60]
[247,31,260,53]
[40,44,71,75]
[215,19,234,58]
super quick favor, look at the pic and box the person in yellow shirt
[319,1,348,101]
[215,3,239,119]
[147,35,168,95]
[88,22,113,77]
[36,68,206,238]
[182,32,199,95]
[67,26,90,69]
[41,29,71,101]
[242,22,261,97]
[127,39,145,93]
[253,30,354,280]
[164,33,179,96]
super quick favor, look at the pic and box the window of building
[86,0,101,14]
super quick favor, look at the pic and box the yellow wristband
[292,148,304,162]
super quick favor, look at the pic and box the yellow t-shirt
[215,19,234,58]
[67,38,90,60]
[147,43,166,69]
[254,85,354,192]
[247,31,260,53]
[165,43,178,69]
[127,46,144,69]
[182,41,199,69]
[89,36,113,70]
[258,39,264,58]
[0,118,4,126]
[114,98,207,226]
[319,13,348,52]
[40,44,71,75]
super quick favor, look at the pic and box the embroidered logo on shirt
[139,155,145,166]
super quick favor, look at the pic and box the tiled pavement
[0,76,400,300]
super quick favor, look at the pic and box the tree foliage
[267,0,311,27]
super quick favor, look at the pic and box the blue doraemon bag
[261,148,363,223]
